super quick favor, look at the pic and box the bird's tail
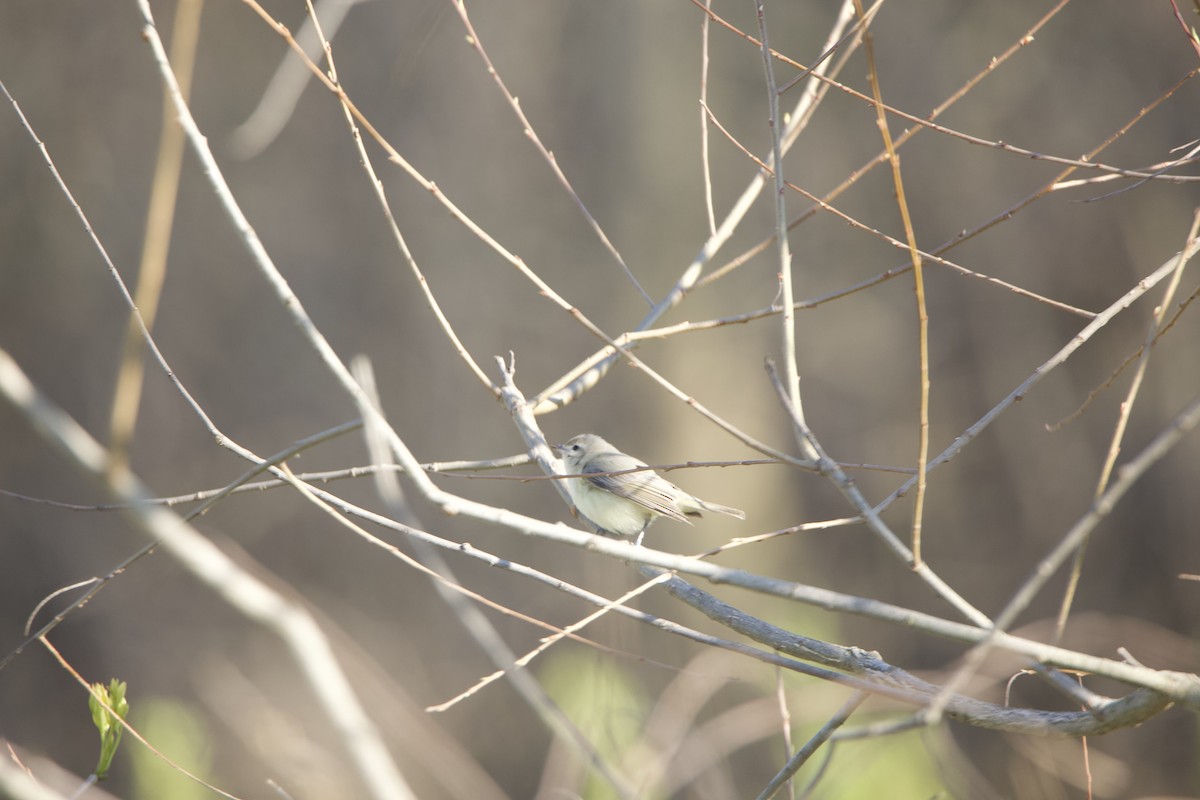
[700,500,746,520]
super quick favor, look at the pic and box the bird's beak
[550,443,566,455]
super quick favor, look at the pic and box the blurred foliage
[129,698,211,800]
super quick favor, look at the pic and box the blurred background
[1,1,1198,798]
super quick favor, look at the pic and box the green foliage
[88,679,129,780]
[540,651,650,800]
[807,730,944,799]
[129,697,212,800]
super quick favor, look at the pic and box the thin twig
[874,241,1200,515]
[529,3,861,414]
[696,0,1060,293]
[690,1,1200,184]
[698,29,1198,300]
[313,1,497,396]
[699,0,716,235]
[925,391,1200,724]
[853,0,930,564]
[1053,209,1200,640]
[229,0,371,157]
[0,344,416,800]
[430,571,674,715]
[774,667,796,800]
[756,692,866,800]
[107,0,204,477]
[754,0,806,457]
[764,359,991,628]
[326,356,635,798]
[1048,281,1200,430]
[498,357,1200,714]
[40,638,245,799]
[700,102,1096,319]
[0,420,359,672]
[450,0,650,305]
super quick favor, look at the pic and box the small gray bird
[553,433,745,545]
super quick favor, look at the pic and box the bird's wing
[582,461,693,525]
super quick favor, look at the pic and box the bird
[553,433,745,545]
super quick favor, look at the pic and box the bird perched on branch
[554,433,745,545]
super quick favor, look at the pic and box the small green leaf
[89,679,130,780]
